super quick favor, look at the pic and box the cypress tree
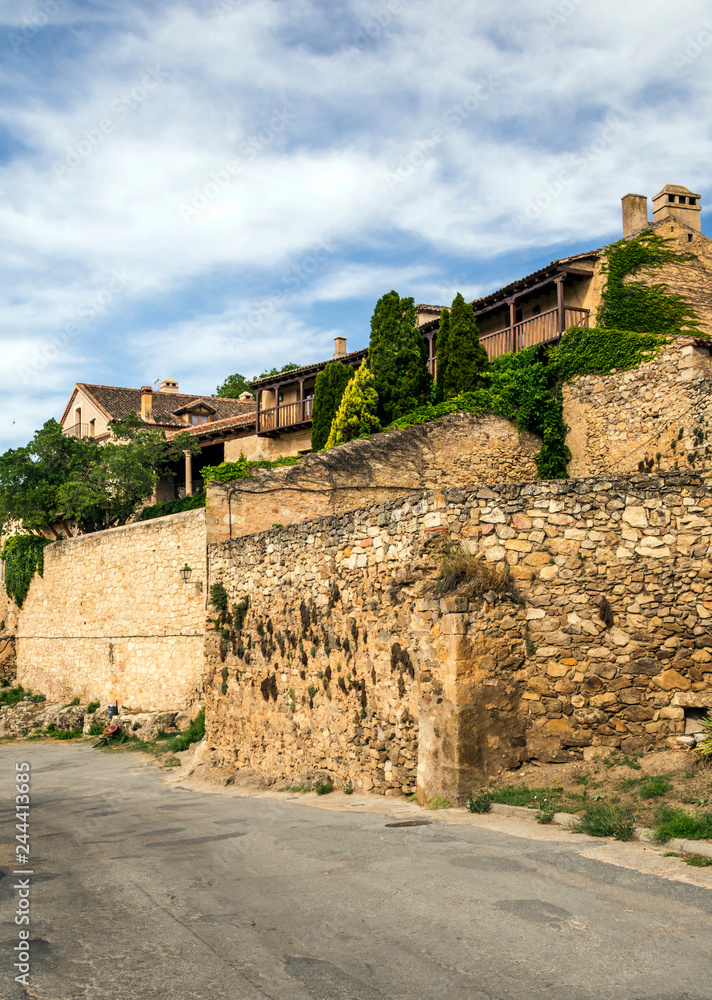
[433,306,450,403]
[369,290,431,424]
[325,360,381,448]
[310,361,354,451]
[440,293,489,399]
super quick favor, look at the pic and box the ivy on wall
[202,454,300,484]
[596,229,702,335]
[138,491,206,521]
[1,535,53,607]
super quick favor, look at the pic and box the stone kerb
[205,411,539,544]
[15,507,207,711]
[206,471,711,802]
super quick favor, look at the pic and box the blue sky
[1,0,711,449]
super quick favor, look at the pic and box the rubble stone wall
[206,412,540,544]
[564,336,712,478]
[206,472,712,802]
[15,508,207,711]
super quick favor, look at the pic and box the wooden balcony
[479,307,589,361]
[62,422,95,438]
[257,397,313,436]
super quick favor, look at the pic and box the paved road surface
[1,744,711,999]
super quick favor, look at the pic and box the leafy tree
[310,361,354,451]
[369,290,431,423]
[325,360,381,448]
[437,293,489,400]
[597,229,701,334]
[256,362,300,380]
[0,414,200,534]
[215,372,252,398]
[0,420,100,535]
[433,306,450,403]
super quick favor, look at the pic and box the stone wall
[206,412,539,543]
[205,472,712,802]
[15,508,207,711]
[564,336,712,478]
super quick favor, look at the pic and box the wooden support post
[255,389,261,434]
[508,299,517,353]
[184,449,193,496]
[556,275,565,336]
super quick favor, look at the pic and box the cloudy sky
[1,0,711,449]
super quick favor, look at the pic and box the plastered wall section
[206,412,539,543]
[15,508,207,711]
[205,472,712,803]
[564,337,712,478]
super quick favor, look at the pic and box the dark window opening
[515,307,523,323]
[688,234,693,242]
[532,305,541,316]
[668,193,675,202]
[689,198,697,206]
[684,707,708,738]
[678,196,687,204]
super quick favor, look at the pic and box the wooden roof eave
[473,266,595,318]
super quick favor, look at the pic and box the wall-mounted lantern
[179,563,193,582]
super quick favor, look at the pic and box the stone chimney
[333,336,347,359]
[159,377,180,393]
[652,184,702,232]
[238,391,254,401]
[622,193,649,237]
[140,386,153,422]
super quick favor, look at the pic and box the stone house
[248,183,711,449]
[60,379,257,499]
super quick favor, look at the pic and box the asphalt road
[1,744,712,1000]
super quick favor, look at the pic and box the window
[668,193,675,202]
[89,419,95,437]
[678,196,687,204]
[278,391,285,403]
[191,413,209,425]
[515,307,523,323]
[688,234,693,242]
[532,305,541,316]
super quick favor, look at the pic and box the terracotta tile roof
[74,383,255,428]
[248,348,368,388]
[166,410,256,439]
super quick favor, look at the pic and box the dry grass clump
[436,542,520,603]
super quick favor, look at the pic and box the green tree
[437,293,489,400]
[215,372,251,398]
[369,290,431,424]
[310,361,354,451]
[256,362,300,379]
[325,360,381,448]
[597,229,701,334]
[433,306,450,403]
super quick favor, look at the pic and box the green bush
[210,583,229,613]
[315,781,334,795]
[654,807,712,842]
[166,708,205,753]
[46,725,83,740]
[428,796,451,810]
[88,723,105,736]
[27,693,46,703]
[201,454,299,485]
[467,789,492,813]
[86,700,100,713]
[575,803,638,841]
[137,491,206,521]
[0,684,28,707]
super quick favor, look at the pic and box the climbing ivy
[1,535,53,607]
[201,454,300,484]
[596,229,702,335]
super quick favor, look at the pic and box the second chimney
[333,336,347,359]
[622,193,649,237]
[140,386,153,422]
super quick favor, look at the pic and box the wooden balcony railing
[478,307,590,361]
[257,397,313,435]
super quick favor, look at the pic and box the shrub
[324,360,381,448]
[315,781,334,795]
[694,710,712,760]
[311,361,355,451]
[0,684,28,707]
[343,778,354,795]
[428,796,451,810]
[654,807,712,842]
[88,723,105,736]
[467,789,492,813]
[575,803,638,841]
[210,583,229,613]
[137,491,206,521]
[86,700,100,713]
[166,708,206,753]
[28,693,46,703]
[46,725,83,740]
